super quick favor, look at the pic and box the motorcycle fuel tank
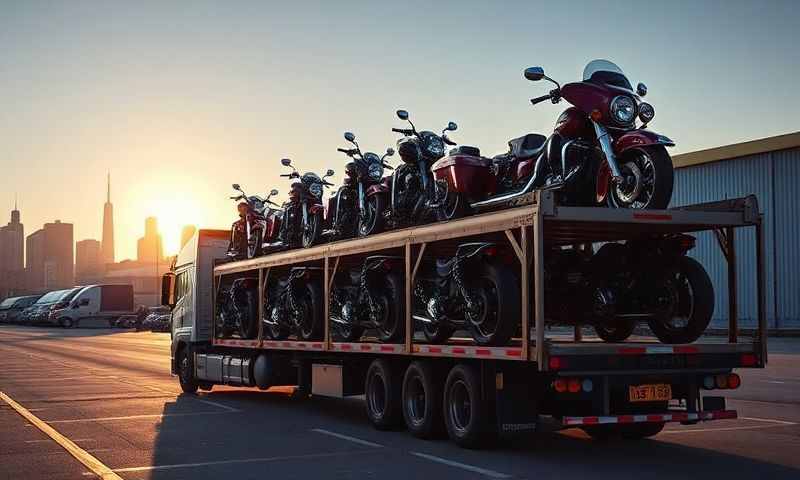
[553,106,591,138]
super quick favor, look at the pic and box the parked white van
[50,284,135,328]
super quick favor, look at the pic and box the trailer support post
[520,227,530,362]
[755,217,768,363]
[532,211,545,368]
[258,268,265,346]
[725,227,738,343]
[405,241,413,354]
[324,256,331,352]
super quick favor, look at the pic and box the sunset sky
[1,0,797,260]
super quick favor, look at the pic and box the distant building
[180,225,197,249]
[104,257,173,306]
[0,202,24,297]
[25,220,73,292]
[137,216,163,263]
[101,173,115,265]
[76,239,103,284]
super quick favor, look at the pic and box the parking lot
[1,325,799,479]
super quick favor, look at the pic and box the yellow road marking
[0,391,124,480]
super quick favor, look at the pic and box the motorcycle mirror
[344,132,356,142]
[269,189,279,196]
[386,147,395,156]
[280,158,292,167]
[446,121,457,131]
[232,183,241,191]
[325,169,335,177]
[524,66,545,81]
[637,82,647,97]
[396,109,409,120]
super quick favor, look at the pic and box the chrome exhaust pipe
[469,156,543,210]
[412,314,435,324]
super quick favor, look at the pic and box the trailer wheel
[365,359,402,430]
[443,364,494,448]
[402,361,443,438]
[177,346,198,394]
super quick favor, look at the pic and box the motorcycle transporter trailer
[166,191,767,447]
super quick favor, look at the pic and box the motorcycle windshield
[582,59,633,91]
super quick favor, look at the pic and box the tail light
[567,379,581,393]
[740,353,757,366]
[554,379,568,393]
[552,377,593,394]
[703,373,741,390]
[727,373,741,389]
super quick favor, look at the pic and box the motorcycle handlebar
[392,127,413,135]
[337,148,349,153]
[280,173,292,177]
[530,93,552,105]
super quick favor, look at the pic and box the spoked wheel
[265,307,290,340]
[247,229,264,259]
[647,256,714,344]
[464,262,519,346]
[238,289,259,339]
[358,195,385,237]
[302,212,322,248]
[332,298,364,342]
[607,146,673,210]
[375,273,404,343]
[295,281,324,341]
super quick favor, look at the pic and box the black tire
[302,211,322,249]
[296,281,324,341]
[247,229,264,259]
[402,361,444,439]
[583,422,665,441]
[443,364,494,448]
[239,289,259,339]
[422,321,455,344]
[337,321,365,342]
[647,256,714,344]
[59,317,74,329]
[465,262,520,346]
[266,310,291,340]
[358,194,385,237]
[594,318,636,342]
[365,359,402,430]
[177,346,198,394]
[376,272,405,343]
[607,146,673,210]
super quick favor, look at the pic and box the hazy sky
[1,0,797,260]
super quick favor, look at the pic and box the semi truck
[163,191,767,448]
[51,284,135,328]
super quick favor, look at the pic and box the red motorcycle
[226,184,281,260]
[432,60,675,217]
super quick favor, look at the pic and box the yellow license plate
[629,384,672,402]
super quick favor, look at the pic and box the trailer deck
[212,191,766,371]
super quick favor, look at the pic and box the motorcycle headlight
[425,135,445,157]
[610,95,636,125]
[368,162,384,181]
[638,102,655,123]
[309,183,323,198]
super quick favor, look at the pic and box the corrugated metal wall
[671,146,800,329]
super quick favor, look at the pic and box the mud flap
[493,365,539,437]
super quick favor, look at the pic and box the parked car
[0,295,42,323]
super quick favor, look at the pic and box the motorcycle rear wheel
[376,272,404,343]
[238,289,259,339]
[607,146,673,210]
[296,281,324,341]
[647,256,714,344]
[465,262,520,346]
[359,195,385,237]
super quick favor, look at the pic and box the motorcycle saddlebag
[432,152,495,197]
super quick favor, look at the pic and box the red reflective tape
[452,347,467,354]
[380,345,395,352]
[340,344,352,351]
[633,212,672,221]
[475,349,492,356]
[296,343,306,348]
[428,347,442,354]
[313,343,323,349]
[647,415,664,422]
[672,412,689,422]
[505,349,522,357]
[674,346,699,354]
[712,410,738,420]
[582,417,599,425]
[618,347,646,355]
[360,344,372,351]
[617,415,635,424]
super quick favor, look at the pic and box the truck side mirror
[161,273,176,308]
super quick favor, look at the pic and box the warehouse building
[671,131,800,330]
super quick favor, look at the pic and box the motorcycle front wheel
[464,262,520,346]
[247,229,264,259]
[302,212,322,248]
[375,272,404,343]
[238,289,259,339]
[607,146,673,210]
[295,281,324,341]
[359,194,385,237]
[646,256,714,344]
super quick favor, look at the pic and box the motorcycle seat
[448,145,481,157]
[507,133,547,160]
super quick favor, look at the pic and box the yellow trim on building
[673,131,800,169]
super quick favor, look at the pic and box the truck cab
[162,229,230,376]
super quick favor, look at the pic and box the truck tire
[177,346,198,394]
[365,359,402,430]
[402,361,444,439]
[443,364,495,448]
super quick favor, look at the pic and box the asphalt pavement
[1,325,799,480]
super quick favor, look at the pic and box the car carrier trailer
[165,191,766,447]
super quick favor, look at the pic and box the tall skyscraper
[101,173,115,265]
[0,199,25,296]
[137,216,163,262]
[76,239,103,283]
[26,220,74,291]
